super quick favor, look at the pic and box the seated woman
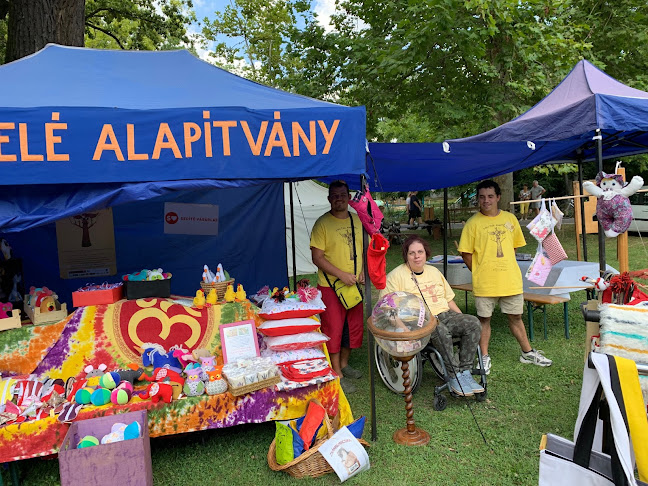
[379,235,483,396]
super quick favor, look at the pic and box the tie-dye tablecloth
[0,298,350,463]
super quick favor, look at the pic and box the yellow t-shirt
[310,212,363,287]
[457,210,526,297]
[379,264,455,316]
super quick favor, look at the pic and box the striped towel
[599,303,648,405]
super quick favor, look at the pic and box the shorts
[318,285,364,354]
[409,208,421,219]
[475,294,524,318]
[531,201,541,209]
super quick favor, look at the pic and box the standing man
[311,180,364,394]
[409,191,423,227]
[529,180,546,216]
[458,180,552,375]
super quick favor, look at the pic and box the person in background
[310,180,364,394]
[405,192,412,214]
[529,180,546,216]
[458,180,552,375]
[380,235,484,396]
[408,191,423,227]
[519,184,531,220]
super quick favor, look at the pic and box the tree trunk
[494,173,513,213]
[5,0,85,64]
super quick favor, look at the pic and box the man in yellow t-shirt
[459,180,552,375]
[310,180,364,394]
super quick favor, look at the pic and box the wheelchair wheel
[374,344,423,394]
[433,393,447,411]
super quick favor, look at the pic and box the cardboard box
[123,279,171,300]
[58,410,152,486]
[72,286,123,307]
[429,261,472,285]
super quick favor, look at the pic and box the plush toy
[183,367,205,396]
[205,366,228,395]
[140,382,173,403]
[122,269,149,281]
[224,284,236,303]
[583,172,644,237]
[7,275,21,302]
[0,302,12,319]
[26,286,54,308]
[206,288,217,305]
[197,355,216,381]
[172,348,197,369]
[140,343,183,373]
[235,284,246,302]
[193,290,206,309]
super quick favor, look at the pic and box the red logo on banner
[165,212,179,224]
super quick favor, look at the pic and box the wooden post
[573,181,582,261]
[616,167,629,273]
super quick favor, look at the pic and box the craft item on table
[90,387,112,406]
[250,285,271,305]
[72,282,124,307]
[57,402,83,423]
[122,269,149,281]
[222,356,280,391]
[203,264,217,283]
[140,342,183,373]
[172,348,197,369]
[580,276,610,291]
[542,224,568,265]
[140,367,185,389]
[110,382,133,405]
[78,435,99,449]
[101,421,142,445]
[139,382,173,403]
[205,366,228,395]
[260,347,326,365]
[197,355,216,381]
[274,369,337,393]
[224,284,236,302]
[525,243,553,286]
[601,272,648,305]
[526,199,556,242]
[235,284,247,302]
[265,332,330,352]
[279,359,333,382]
[206,288,217,305]
[26,286,55,309]
[583,171,644,237]
[367,232,390,290]
[183,367,205,396]
[0,377,16,405]
[0,302,12,319]
[259,289,326,320]
[193,290,206,309]
[297,285,319,303]
[259,317,321,337]
[216,264,227,282]
[0,238,11,260]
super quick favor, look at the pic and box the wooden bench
[450,283,570,341]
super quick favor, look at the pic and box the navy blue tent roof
[0,45,366,231]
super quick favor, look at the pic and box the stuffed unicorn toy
[583,171,644,237]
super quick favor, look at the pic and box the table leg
[564,302,570,339]
[543,305,547,340]
[527,301,534,341]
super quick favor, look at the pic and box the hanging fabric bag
[526,198,556,243]
[525,241,553,286]
[551,198,564,230]
[542,220,568,265]
[348,185,384,236]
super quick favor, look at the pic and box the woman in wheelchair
[378,235,484,397]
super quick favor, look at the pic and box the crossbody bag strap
[323,212,357,287]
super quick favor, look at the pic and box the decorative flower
[298,286,318,303]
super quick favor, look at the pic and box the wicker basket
[200,278,234,301]
[228,375,281,396]
[267,404,369,478]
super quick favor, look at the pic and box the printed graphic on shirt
[484,223,511,258]
[336,226,355,261]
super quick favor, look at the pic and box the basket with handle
[200,278,234,301]
[267,400,369,478]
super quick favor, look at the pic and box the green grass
[5,223,648,485]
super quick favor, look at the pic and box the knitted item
[367,233,390,289]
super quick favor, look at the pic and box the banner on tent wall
[163,202,219,235]
[55,208,117,279]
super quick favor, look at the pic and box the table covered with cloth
[0,298,350,463]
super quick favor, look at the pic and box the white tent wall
[284,181,359,276]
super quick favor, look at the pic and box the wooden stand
[23,297,68,325]
[0,309,22,331]
[392,355,430,446]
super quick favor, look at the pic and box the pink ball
[110,388,132,405]
[117,380,133,393]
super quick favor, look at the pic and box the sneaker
[460,370,485,394]
[448,375,473,397]
[340,377,357,394]
[520,349,553,367]
[341,365,363,380]
[481,354,492,375]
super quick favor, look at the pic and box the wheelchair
[374,338,488,411]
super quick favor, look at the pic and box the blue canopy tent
[0,44,366,302]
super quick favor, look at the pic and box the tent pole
[443,188,448,277]
[595,129,606,273]
[289,182,297,292]
[577,157,588,261]
[361,175,377,442]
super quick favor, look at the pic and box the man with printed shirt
[311,180,364,394]
[458,180,552,375]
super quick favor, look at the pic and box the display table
[0,298,350,463]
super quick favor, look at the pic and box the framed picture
[219,320,260,364]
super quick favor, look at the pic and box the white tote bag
[539,353,648,486]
